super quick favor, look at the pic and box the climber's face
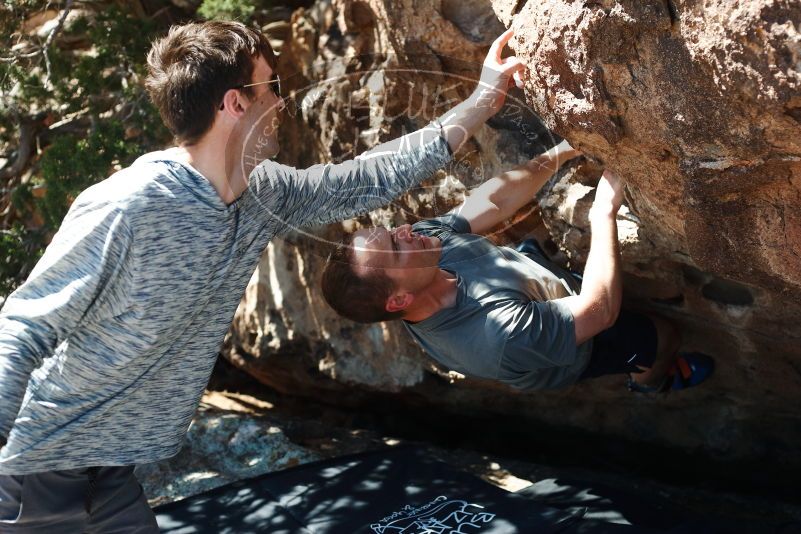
[350,224,443,295]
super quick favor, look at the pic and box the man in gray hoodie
[0,20,523,531]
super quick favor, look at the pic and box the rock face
[226,0,553,388]
[223,0,801,476]
[497,0,801,289]
[136,393,319,507]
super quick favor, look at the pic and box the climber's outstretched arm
[450,140,580,234]
[561,170,624,344]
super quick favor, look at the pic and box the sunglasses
[239,73,281,98]
[219,73,281,110]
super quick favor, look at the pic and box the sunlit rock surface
[223,0,801,474]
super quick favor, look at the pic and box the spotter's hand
[474,28,526,115]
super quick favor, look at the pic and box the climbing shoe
[627,352,714,393]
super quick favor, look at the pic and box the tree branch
[42,0,75,88]
[0,0,74,88]
[0,117,38,182]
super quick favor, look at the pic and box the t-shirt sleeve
[494,297,580,389]
[411,213,471,239]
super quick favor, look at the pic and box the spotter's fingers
[489,28,515,63]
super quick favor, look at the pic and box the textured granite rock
[136,393,319,507]
[222,0,801,475]
[492,0,801,464]
[495,0,801,290]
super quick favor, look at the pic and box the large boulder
[497,0,801,288]
[222,0,801,476]
[226,0,551,389]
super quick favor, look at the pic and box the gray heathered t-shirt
[0,125,451,474]
[404,214,592,391]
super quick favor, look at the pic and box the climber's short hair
[321,235,404,324]
[145,20,277,145]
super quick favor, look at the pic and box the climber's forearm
[489,141,581,216]
[563,209,622,344]
[583,208,623,323]
[454,140,580,234]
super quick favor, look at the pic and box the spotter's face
[226,56,284,183]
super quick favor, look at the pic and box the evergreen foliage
[0,0,286,297]
[198,0,258,22]
[0,2,172,297]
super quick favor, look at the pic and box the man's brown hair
[145,21,277,145]
[321,235,404,324]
